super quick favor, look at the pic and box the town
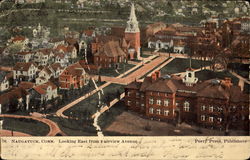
[0,0,249,136]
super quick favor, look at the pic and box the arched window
[184,101,190,112]
[188,72,192,78]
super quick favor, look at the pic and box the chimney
[151,73,157,82]
[222,77,232,88]
[155,70,161,78]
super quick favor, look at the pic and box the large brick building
[59,62,89,89]
[125,70,249,131]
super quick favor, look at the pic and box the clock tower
[125,3,141,59]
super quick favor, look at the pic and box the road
[0,114,66,136]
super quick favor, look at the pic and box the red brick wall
[125,32,140,53]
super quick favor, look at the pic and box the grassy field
[42,80,104,114]
[195,69,239,85]
[98,101,127,129]
[160,58,211,75]
[64,83,125,117]
[48,116,96,136]
[1,117,50,136]
[98,63,135,77]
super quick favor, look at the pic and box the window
[156,99,161,105]
[201,115,205,121]
[184,101,190,112]
[157,92,160,96]
[141,94,144,98]
[127,92,131,96]
[136,92,140,98]
[136,101,139,106]
[217,107,223,112]
[141,104,145,107]
[156,109,161,115]
[127,100,131,106]
[164,110,169,116]
[201,105,206,111]
[149,108,154,114]
[241,106,245,110]
[209,117,214,122]
[164,99,169,106]
[209,106,214,112]
[149,98,154,105]
[217,117,222,122]
[188,72,192,78]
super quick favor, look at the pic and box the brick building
[125,70,249,131]
[59,62,89,89]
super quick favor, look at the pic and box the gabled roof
[33,81,57,95]
[0,87,28,105]
[82,30,94,36]
[11,36,26,42]
[145,78,177,93]
[95,41,126,58]
[13,62,37,71]
[63,63,86,77]
[50,63,63,71]
[18,81,35,90]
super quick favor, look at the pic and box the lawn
[195,69,239,85]
[1,117,50,136]
[98,101,127,129]
[48,116,96,136]
[160,58,211,75]
[42,80,104,114]
[64,83,125,118]
[98,63,135,77]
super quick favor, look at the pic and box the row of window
[200,115,222,123]
[149,108,170,116]
[127,91,170,97]
[201,105,224,112]
[149,98,170,106]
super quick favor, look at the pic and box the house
[18,81,35,91]
[82,30,96,40]
[0,71,10,92]
[53,53,69,67]
[124,70,249,131]
[55,44,78,59]
[59,62,89,90]
[29,81,58,105]
[49,37,65,48]
[145,22,166,38]
[50,63,64,78]
[13,62,38,82]
[14,51,33,63]
[93,40,127,68]
[33,48,54,66]
[0,87,30,112]
[148,37,173,50]
[35,66,53,85]
[8,36,29,47]
[35,63,64,85]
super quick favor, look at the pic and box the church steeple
[125,3,140,33]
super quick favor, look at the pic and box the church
[91,3,141,68]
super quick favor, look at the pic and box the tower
[182,58,198,86]
[125,3,141,59]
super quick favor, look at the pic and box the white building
[13,62,38,81]
[0,71,10,92]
